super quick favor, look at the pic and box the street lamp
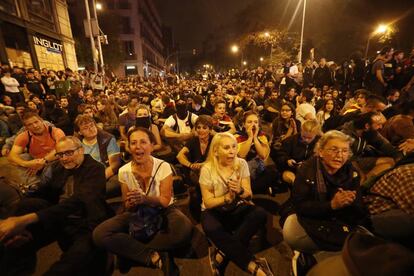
[242,61,247,66]
[264,32,270,37]
[231,45,239,53]
[298,0,307,63]
[364,23,389,62]
[96,2,102,10]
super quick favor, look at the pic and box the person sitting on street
[0,136,112,275]
[341,111,401,182]
[93,127,193,275]
[119,101,137,141]
[282,131,371,272]
[212,99,236,134]
[271,120,321,186]
[380,100,414,146]
[75,115,121,199]
[161,96,198,152]
[271,102,301,148]
[199,132,273,276]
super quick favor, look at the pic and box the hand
[190,163,203,170]
[25,158,46,171]
[330,188,356,210]
[246,124,254,138]
[287,159,297,167]
[399,139,414,154]
[3,230,33,248]
[0,217,28,242]
[227,177,241,194]
[223,191,235,204]
[1,148,10,157]
[126,190,146,207]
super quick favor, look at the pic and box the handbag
[129,161,166,242]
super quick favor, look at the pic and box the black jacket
[271,133,319,171]
[292,156,369,226]
[33,155,112,229]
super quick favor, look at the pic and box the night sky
[155,0,414,61]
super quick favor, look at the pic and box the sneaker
[254,257,274,276]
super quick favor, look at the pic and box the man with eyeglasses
[0,136,111,274]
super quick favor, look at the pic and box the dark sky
[155,0,414,60]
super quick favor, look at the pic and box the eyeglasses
[55,147,81,158]
[325,147,350,155]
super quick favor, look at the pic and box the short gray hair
[315,130,354,155]
[57,136,83,148]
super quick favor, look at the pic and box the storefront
[32,34,65,71]
[1,22,34,68]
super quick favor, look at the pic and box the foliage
[239,29,300,65]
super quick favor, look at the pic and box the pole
[298,0,307,63]
[364,37,371,65]
[84,0,97,72]
[91,0,105,76]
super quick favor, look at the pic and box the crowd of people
[0,45,413,276]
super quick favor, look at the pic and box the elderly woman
[283,130,371,255]
[199,132,273,276]
[93,127,193,274]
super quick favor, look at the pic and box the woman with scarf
[282,130,370,256]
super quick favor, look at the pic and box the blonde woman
[199,132,273,276]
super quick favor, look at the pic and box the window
[118,0,130,9]
[121,17,133,34]
[0,0,18,15]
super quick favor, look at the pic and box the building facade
[106,0,165,77]
[0,0,78,71]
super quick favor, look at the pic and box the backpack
[26,125,56,153]
[171,113,194,132]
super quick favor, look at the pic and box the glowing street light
[260,57,264,62]
[231,45,239,53]
[375,24,388,34]
[96,2,102,10]
[264,32,270,37]
[242,61,247,66]
[364,23,390,61]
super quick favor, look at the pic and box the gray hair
[57,136,83,148]
[315,130,354,155]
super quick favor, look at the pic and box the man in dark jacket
[341,112,401,181]
[313,58,332,88]
[271,120,321,185]
[0,136,112,275]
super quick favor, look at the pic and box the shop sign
[33,36,63,53]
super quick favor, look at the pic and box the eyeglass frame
[55,146,82,159]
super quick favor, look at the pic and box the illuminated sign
[33,36,63,53]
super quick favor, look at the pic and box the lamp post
[364,24,389,63]
[84,0,97,72]
[92,0,105,76]
[231,44,243,69]
[298,0,307,64]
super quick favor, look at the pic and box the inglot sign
[33,36,63,53]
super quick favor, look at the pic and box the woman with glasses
[282,131,370,261]
[93,127,192,275]
[199,132,273,276]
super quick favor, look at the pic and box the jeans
[201,204,267,270]
[0,198,107,276]
[93,207,193,265]
[282,214,319,253]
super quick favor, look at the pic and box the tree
[240,29,300,65]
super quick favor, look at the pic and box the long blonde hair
[204,132,240,180]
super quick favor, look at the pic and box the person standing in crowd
[46,70,59,97]
[199,132,273,276]
[368,46,394,97]
[313,58,332,88]
[1,69,24,105]
[25,69,46,99]
[93,127,193,275]
[0,136,112,275]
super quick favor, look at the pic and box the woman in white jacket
[1,70,23,105]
